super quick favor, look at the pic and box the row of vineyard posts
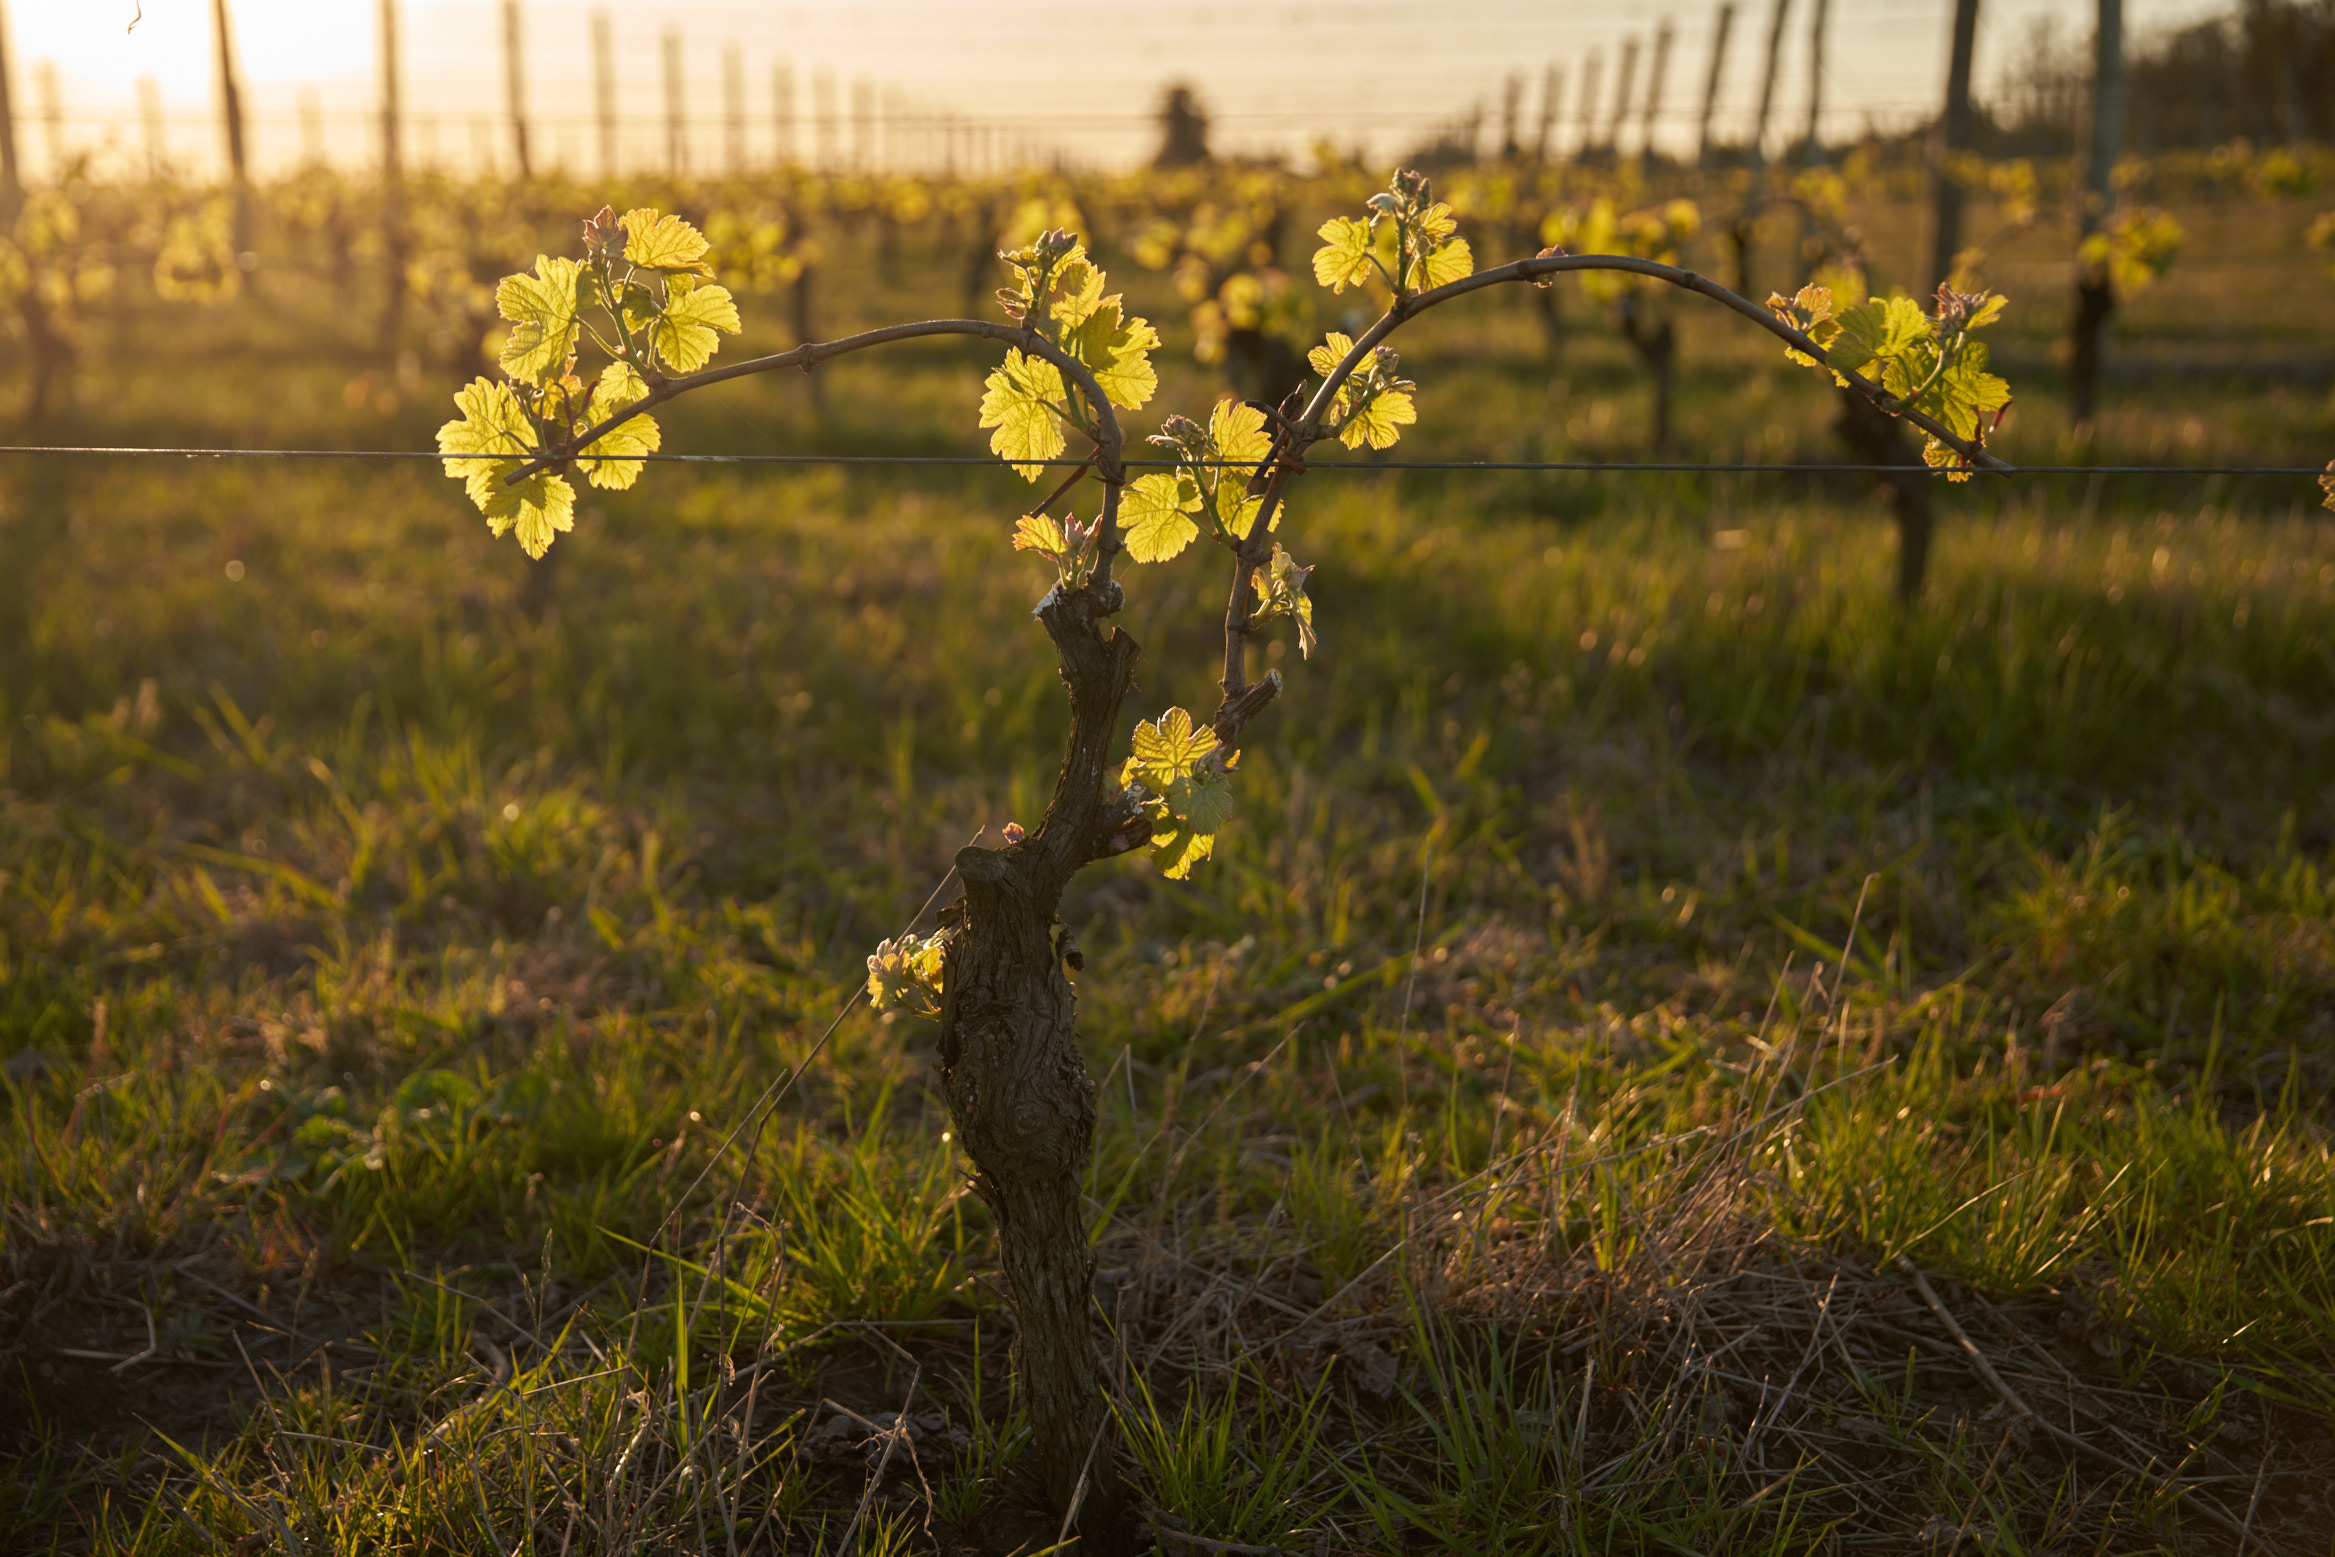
[0,0,2222,599]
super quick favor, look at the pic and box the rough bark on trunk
[1835,384,1935,602]
[935,580,1144,1548]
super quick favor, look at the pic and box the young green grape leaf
[1249,543,1317,658]
[866,931,948,1019]
[1120,706,1235,880]
[1312,216,1377,294]
[577,362,659,491]
[1216,484,1267,540]
[1307,331,1356,380]
[496,254,585,385]
[979,349,1069,479]
[1012,511,1099,587]
[1149,824,1216,881]
[1766,284,1843,369]
[1415,234,1473,290]
[618,209,716,276]
[1123,706,1219,793]
[1062,295,1160,410]
[438,378,575,558]
[1208,398,1272,467]
[1046,254,1107,327]
[1339,385,1416,450]
[1826,296,1931,377]
[1122,471,1203,563]
[643,274,742,375]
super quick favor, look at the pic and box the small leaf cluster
[1306,333,1417,451]
[1539,198,1701,304]
[1119,709,1238,881]
[866,931,950,1021]
[2079,208,2186,294]
[1312,169,1474,299]
[1122,400,1273,565]
[2311,211,2335,280]
[1768,282,2013,477]
[978,229,1159,479]
[436,207,742,558]
[0,190,116,326]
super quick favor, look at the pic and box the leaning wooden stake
[1802,0,1832,164]
[378,0,406,353]
[0,0,21,224]
[1607,36,1641,153]
[2069,0,2123,431]
[1696,3,1738,168]
[502,0,532,179]
[662,29,685,175]
[1736,0,1794,295]
[1926,0,1982,292]
[1639,20,1675,173]
[211,0,250,250]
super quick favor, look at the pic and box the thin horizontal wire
[0,446,2320,478]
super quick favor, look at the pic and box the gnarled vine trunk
[935,581,1143,1546]
[1834,384,1935,604]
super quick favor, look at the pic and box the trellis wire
[0,445,2321,478]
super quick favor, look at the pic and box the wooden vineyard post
[773,62,795,167]
[1535,63,1562,162]
[724,44,746,173]
[1802,0,1832,164]
[503,0,532,180]
[1736,0,1794,295]
[378,0,406,354]
[2070,0,2123,431]
[592,12,616,179]
[1607,36,1639,156]
[1576,51,1603,162]
[663,30,684,175]
[139,78,165,179]
[0,0,18,225]
[1927,0,1981,291]
[1697,3,1737,167]
[212,0,250,252]
[1501,72,1523,160]
[1640,19,1674,172]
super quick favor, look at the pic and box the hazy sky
[8,0,2235,176]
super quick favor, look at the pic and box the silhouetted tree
[1154,85,1210,168]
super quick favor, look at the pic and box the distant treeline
[1991,0,2330,153]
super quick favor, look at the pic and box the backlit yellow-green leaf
[1063,296,1160,410]
[645,274,741,374]
[1828,296,1930,377]
[578,362,659,491]
[1122,472,1201,563]
[1215,481,1265,540]
[1123,707,1218,793]
[1150,825,1215,881]
[1012,513,1072,563]
[1312,216,1376,294]
[619,209,715,275]
[1208,398,1271,467]
[1416,237,1473,290]
[496,255,584,385]
[438,376,576,557]
[1308,332,1356,379]
[1340,388,1416,450]
[979,349,1068,479]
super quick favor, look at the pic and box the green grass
[3,164,2335,1552]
